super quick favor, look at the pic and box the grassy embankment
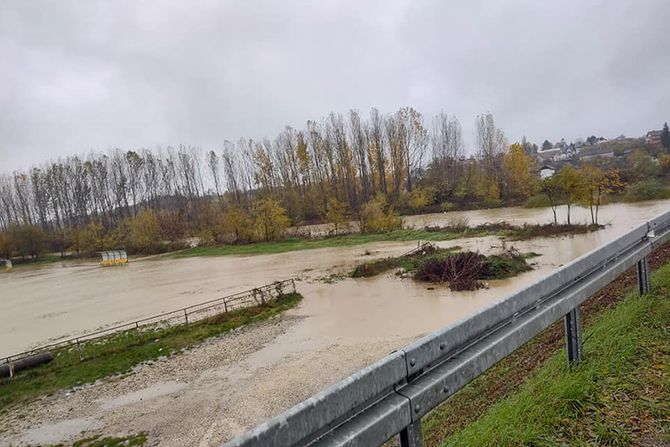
[0,292,302,413]
[167,223,600,259]
[421,255,670,446]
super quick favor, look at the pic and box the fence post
[135,322,141,344]
[637,256,650,295]
[76,338,84,361]
[564,307,582,366]
[399,420,424,447]
[184,309,189,326]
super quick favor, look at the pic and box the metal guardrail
[1,279,296,370]
[223,209,670,447]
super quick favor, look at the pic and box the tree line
[0,108,667,260]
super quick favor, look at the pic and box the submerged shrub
[523,194,551,208]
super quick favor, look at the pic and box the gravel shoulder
[0,312,413,447]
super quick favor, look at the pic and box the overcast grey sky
[1,0,669,172]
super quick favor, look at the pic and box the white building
[540,165,556,179]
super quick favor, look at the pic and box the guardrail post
[637,256,650,295]
[564,307,582,365]
[399,420,424,447]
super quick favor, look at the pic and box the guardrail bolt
[443,385,449,394]
[439,342,445,350]
[409,358,416,367]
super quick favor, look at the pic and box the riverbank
[0,293,302,413]
[166,222,600,259]
[422,243,670,447]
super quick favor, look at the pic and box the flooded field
[2,200,668,357]
[1,200,669,446]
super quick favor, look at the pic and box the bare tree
[475,112,507,181]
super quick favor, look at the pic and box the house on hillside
[646,130,662,147]
[540,165,556,179]
[578,145,614,161]
[536,148,562,163]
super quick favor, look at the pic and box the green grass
[166,231,471,258]
[48,432,148,447]
[0,293,303,413]
[435,264,670,446]
[167,223,600,259]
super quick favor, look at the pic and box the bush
[523,194,551,208]
[128,210,163,253]
[405,187,436,210]
[440,201,456,212]
[445,216,470,233]
[253,198,291,242]
[623,179,670,202]
[358,195,402,233]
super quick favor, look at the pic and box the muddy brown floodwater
[1,200,669,446]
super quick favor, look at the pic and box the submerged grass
[168,223,600,259]
[429,262,670,446]
[0,293,302,413]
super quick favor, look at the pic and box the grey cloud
[1,0,669,171]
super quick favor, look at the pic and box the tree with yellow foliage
[503,143,534,200]
[658,154,670,174]
[579,164,622,225]
[253,198,291,242]
[128,209,162,253]
[322,198,349,234]
[358,194,402,233]
[554,166,585,225]
[222,205,252,243]
[404,186,436,211]
[80,221,104,255]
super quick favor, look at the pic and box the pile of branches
[403,242,439,258]
[415,249,531,291]
[415,251,487,290]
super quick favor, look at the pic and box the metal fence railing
[223,209,670,447]
[1,278,296,373]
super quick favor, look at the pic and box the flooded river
[1,200,669,357]
[1,200,669,446]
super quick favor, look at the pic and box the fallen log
[0,352,54,378]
